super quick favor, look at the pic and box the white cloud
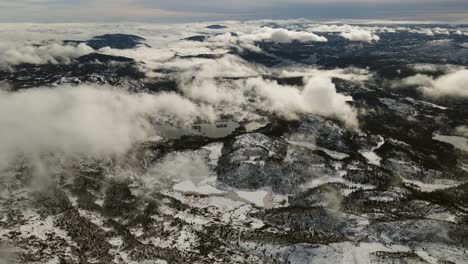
[0,85,215,172]
[340,29,380,42]
[378,26,397,33]
[144,151,212,190]
[269,28,328,43]
[244,76,358,127]
[277,66,371,82]
[409,28,435,36]
[308,24,357,33]
[98,45,177,78]
[411,64,440,73]
[455,126,468,137]
[433,27,451,35]
[421,69,468,98]
[396,69,468,98]
[406,27,455,36]
[180,78,246,106]
[0,41,94,69]
[0,22,367,176]
[397,73,435,87]
[174,54,262,79]
[307,24,380,42]
[410,63,464,74]
[308,24,467,38]
[99,46,175,63]
[239,27,328,43]
[159,53,360,127]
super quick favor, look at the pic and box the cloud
[182,27,328,53]
[0,85,215,173]
[307,24,380,42]
[276,66,371,82]
[424,70,468,98]
[176,71,360,128]
[168,54,262,79]
[408,28,436,36]
[392,69,468,98]
[308,24,358,33]
[0,22,367,178]
[455,126,468,137]
[98,46,177,77]
[432,27,451,35]
[239,27,328,43]
[99,46,175,63]
[307,24,468,38]
[144,151,212,190]
[180,78,246,106]
[0,42,94,69]
[340,29,380,42]
[397,70,468,98]
[411,64,441,73]
[156,52,360,127]
[243,76,358,127]
[396,73,435,87]
[404,27,463,36]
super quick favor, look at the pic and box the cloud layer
[0,21,387,179]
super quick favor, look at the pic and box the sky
[0,0,468,23]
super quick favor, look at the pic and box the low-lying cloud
[164,54,360,127]
[239,27,328,43]
[144,151,212,190]
[0,21,370,181]
[455,126,468,137]
[178,73,359,127]
[0,42,94,69]
[308,24,380,42]
[340,29,380,42]
[396,69,468,98]
[0,85,215,173]
[244,76,358,127]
